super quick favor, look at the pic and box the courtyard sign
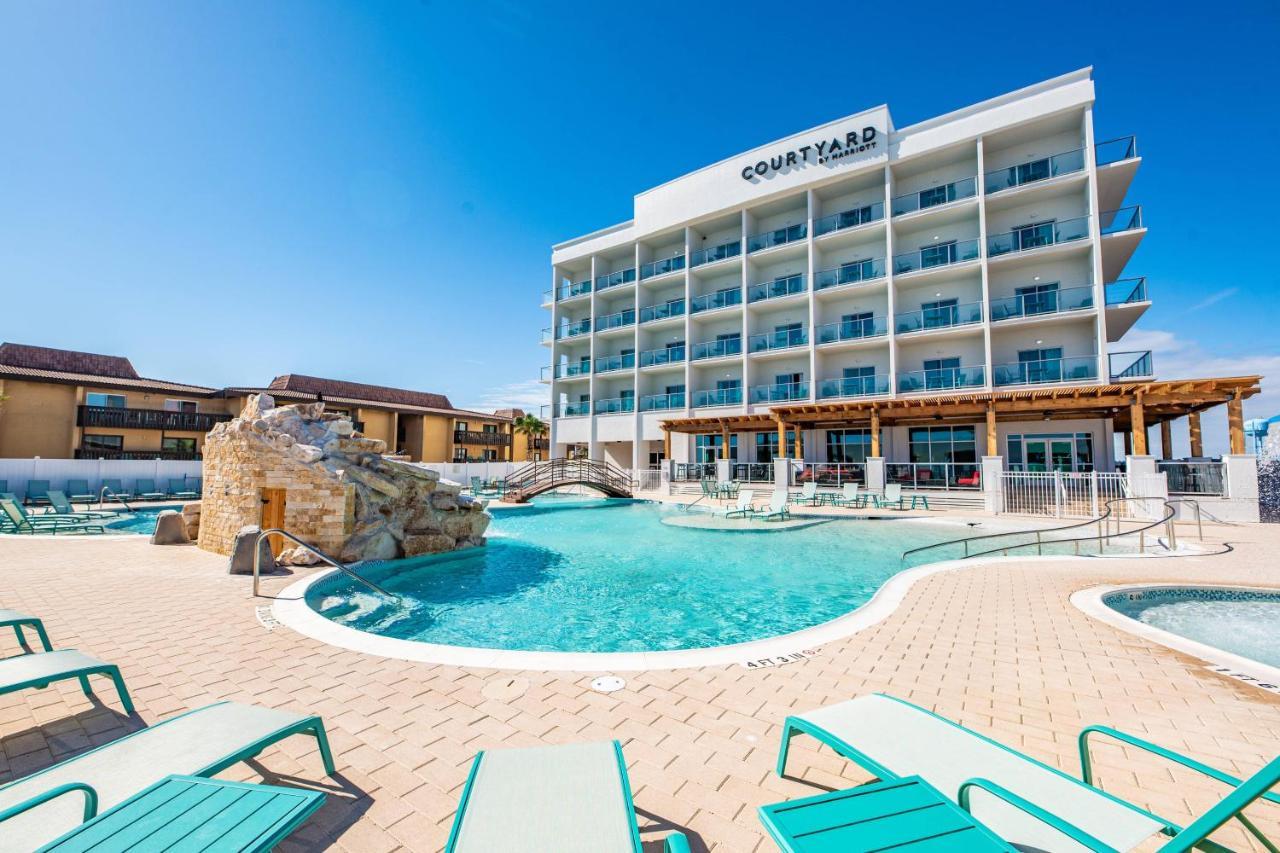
[741,127,880,181]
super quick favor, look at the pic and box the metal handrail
[253,528,396,600]
[98,485,134,513]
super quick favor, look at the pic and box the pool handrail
[98,485,134,514]
[252,528,397,601]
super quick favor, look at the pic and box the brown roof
[493,408,526,419]
[0,342,140,379]
[267,374,454,410]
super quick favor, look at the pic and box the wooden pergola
[659,376,1262,460]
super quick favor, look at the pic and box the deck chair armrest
[0,781,99,825]
[663,832,692,853]
[958,777,1119,852]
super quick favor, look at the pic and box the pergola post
[985,403,997,457]
[792,428,803,460]
[1228,390,1245,455]
[662,427,671,463]
[1159,420,1172,461]
[776,419,787,459]
[1130,394,1147,455]
[1122,430,1132,456]
[720,422,729,460]
[870,408,881,457]
[1188,410,1203,457]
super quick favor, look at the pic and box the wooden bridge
[501,459,634,503]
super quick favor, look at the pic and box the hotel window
[1012,220,1054,251]
[840,365,876,396]
[826,429,872,463]
[923,357,961,389]
[909,426,977,465]
[919,240,957,269]
[86,393,126,408]
[454,421,468,432]
[1018,347,1063,383]
[162,437,196,454]
[755,430,795,463]
[1015,282,1060,315]
[1016,157,1051,185]
[695,434,736,463]
[482,449,498,461]
[840,312,874,339]
[164,399,199,412]
[83,434,123,451]
[482,424,498,434]
[1008,433,1094,472]
[921,298,959,329]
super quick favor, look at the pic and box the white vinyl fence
[1000,471,1131,518]
[0,458,203,502]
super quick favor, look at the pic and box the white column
[866,457,886,493]
[1221,454,1261,523]
[1125,455,1166,520]
[772,458,792,490]
[981,456,1004,513]
[716,458,731,483]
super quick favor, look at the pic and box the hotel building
[542,68,1196,479]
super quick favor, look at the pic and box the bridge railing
[504,458,634,498]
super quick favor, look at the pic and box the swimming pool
[304,498,965,655]
[1102,586,1280,669]
[103,506,184,534]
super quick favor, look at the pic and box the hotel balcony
[547,279,592,304]
[74,448,203,461]
[1099,205,1146,281]
[595,308,636,333]
[595,353,636,374]
[893,239,980,275]
[816,374,890,400]
[639,298,685,324]
[814,258,885,292]
[897,366,986,393]
[595,267,636,291]
[891,176,977,217]
[815,316,888,346]
[749,327,807,354]
[690,287,743,314]
[984,147,1085,195]
[747,223,806,253]
[895,302,983,335]
[640,345,685,368]
[1103,277,1151,340]
[555,401,591,418]
[814,201,885,237]
[1110,350,1155,381]
[542,361,591,381]
[990,285,1095,322]
[992,356,1098,387]
[692,387,743,408]
[530,437,550,451]
[640,255,685,280]
[987,216,1090,258]
[747,273,806,304]
[554,319,592,340]
[690,239,742,268]
[690,337,742,361]
[1095,136,1140,212]
[640,391,685,412]
[76,405,231,432]
[594,397,635,415]
[453,430,512,447]
[749,381,809,404]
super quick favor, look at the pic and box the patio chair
[0,700,335,850]
[0,498,106,534]
[775,692,1280,853]
[761,490,791,522]
[0,609,53,652]
[0,648,134,714]
[717,480,740,500]
[44,491,120,520]
[64,479,96,504]
[874,483,905,510]
[168,478,199,500]
[25,480,51,506]
[0,492,18,504]
[133,478,166,501]
[957,469,981,488]
[725,489,757,518]
[445,740,690,853]
[699,478,716,499]
[101,478,134,501]
[831,483,866,509]
[789,482,819,506]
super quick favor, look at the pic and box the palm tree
[513,413,548,459]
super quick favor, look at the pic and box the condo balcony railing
[689,287,743,313]
[552,279,592,301]
[749,381,809,403]
[639,298,685,323]
[814,201,885,236]
[747,273,806,303]
[1104,277,1149,305]
[530,437,550,451]
[594,353,636,373]
[814,258,885,290]
[640,255,686,279]
[692,387,744,407]
[984,147,1086,194]
[640,345,685,367]
[895,301,983,334]
[454,429,512,446]
[555,319,592,339]
[816,374,890,400]
[897,366,986,393]
[893,238,980,274]
[543,361,591,381]
[1159,461,1224,496]
[747,223,806,253]
[594,396,636,414]
[988,216,1091,257]
[690,337,743,360]
[1110,350,1154,380]
[640,391,686,411]
[993,356,1099,387]
[815,316,888,345]
[749,327,808,353]
[76,405,231,432]
[1095,135,1139,167]
[886,462,982,490]
[75,448,202,461]
[595,267,636,290]
[1101,205,1144,235]
[891,176,977,216]
[594,308,636,331]
[673,462,718,481]
[731,462,776,483]
[690,239,742,267]
[556,401,591,417]
[990,285,1095,321]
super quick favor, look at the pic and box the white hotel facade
[542,68,1151,477]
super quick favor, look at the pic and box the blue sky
[3,1,1278,453]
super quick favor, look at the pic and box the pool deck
[2,515,1280,850]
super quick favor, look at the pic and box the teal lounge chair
[64,479,96,504]
[699,478,716,499]
[725,489,757,518]
[776,693,1280,853]
[0,498,105,534]
[0,479,6,495]
[0,649,134,714]
[168,478,199,500]
[761,489,791,522]
[831,482,866,508]
[45,491,120,520]
[874,482,906,510]
[0,700,335,849]
[134,478,166,501]
[25,479,51,506]
[101,478,133,501]
[445,740,690,853]
[790,482,819,506]
[0,609,53,652]
[0,492,18,504]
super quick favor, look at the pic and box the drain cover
[481,676,530,701]
[591,675,626,693]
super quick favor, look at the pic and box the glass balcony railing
[747,273,806,303]
[984,148,1085,194]
[640,391,686,411]
[639,345,685,367]
[749,327,807,353]
[594,309,636,331]
[897,366,986,393]
[993,356,1098,387]
[690,287,743,313]
[541,327,553,344]
[815,316,888,345]
[692,387,743,407]
[555,319,592,339]
[553,280,592,301]
[690,239,742,267]
[1110,350,1154,380]
[814,258,885,290]
[542,362,591,380]
[814,201,885,236]
[891,176,977,216]
[990,285,1094,321]
[1101,205,1144,235]
[1104,277,1149,305]
[988,216,1090,257]
[817,374,889,400]
[640,299,686,323]
[893,239,979,274]
[747,223,806,252]
[557,401,590,417]
[594,397,635,415]
[594,353,636,373]
[749,381,809,403]
[595,267,636,290]
[895,301,983,334]
[690,337,743,361]
[1095,135,1138,167]
[640,255,686,279]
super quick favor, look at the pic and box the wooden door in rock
[260,488,286,556]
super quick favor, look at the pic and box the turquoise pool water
[1105,587,1280,668]
[103,506,184,534]
[307,499,964,653]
